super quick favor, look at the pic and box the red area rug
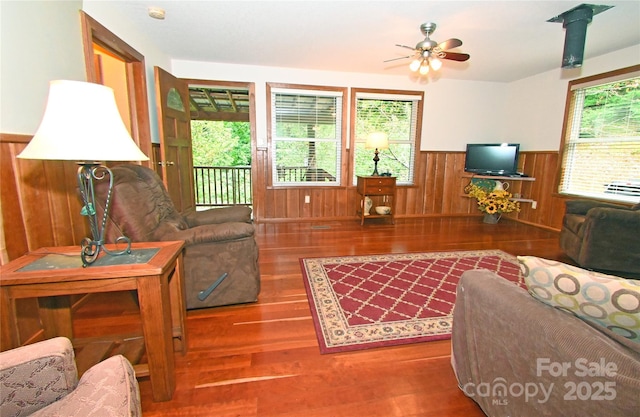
[300,250,524,353]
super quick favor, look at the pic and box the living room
[1,1,639,416]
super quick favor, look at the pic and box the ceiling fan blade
[384,55,413,63]
[437,38,463,50]
[440,51,470,62]
[395,44,416,51]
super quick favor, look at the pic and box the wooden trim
[265,82,349,189]
[349,88,424,184]
[80,11,153,169]
[180,79,260,221]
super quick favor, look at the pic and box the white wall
[2,0,637,152]
[0,0,85,134]
[504,44,640,151]
[171,60,509,151]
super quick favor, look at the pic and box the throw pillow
[518,256,640,343]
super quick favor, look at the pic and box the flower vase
[363,196,373,216]
[483,213,501,224]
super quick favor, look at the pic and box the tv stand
[468,174,534,181]
[462,173,536,203]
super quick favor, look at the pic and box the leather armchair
[0,337,140,417]
[95,164,260,309]
[559,199,640,274]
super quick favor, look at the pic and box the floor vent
[311,225,331,230]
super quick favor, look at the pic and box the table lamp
[17,80,149,266]
[365,132,389,176]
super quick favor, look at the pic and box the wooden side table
[356,175,397,225]
[0,241,187,402]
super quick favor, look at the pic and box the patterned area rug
[300,250,524,353]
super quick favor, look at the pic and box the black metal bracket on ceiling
[547,3,614,69]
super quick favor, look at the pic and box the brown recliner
[94,164,260,309]
[559,199,640,275]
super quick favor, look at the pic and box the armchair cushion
[0,337,76,416]
[0,337,141,417]
[184,205,252,226]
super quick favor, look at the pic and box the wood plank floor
[73,216,566,417]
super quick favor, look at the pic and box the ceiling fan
[385,22,470,75]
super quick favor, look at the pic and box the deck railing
[194,165,337,207]
[194,166,252,207]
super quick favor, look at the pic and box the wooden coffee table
[0,240,187,402]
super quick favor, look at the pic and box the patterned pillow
[518,256,640,343]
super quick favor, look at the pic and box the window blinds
[559,73,640,202]
[271,88,343,186]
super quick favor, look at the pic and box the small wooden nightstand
[356,176,396,225]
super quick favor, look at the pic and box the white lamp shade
[18,80,149,162]
[365,132,389,150]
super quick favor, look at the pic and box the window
[268,84,345,186]
[352,89,423,185]
[558,66,640,203]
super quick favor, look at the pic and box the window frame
[555,64,640,203]
[266,82,348,188]
[349,88,424,186]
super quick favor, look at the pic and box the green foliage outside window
[579,78,640,138]
[354,98,417,184]
[191,120,251,166]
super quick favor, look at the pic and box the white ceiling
[104,0,640,82]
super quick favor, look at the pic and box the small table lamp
[365,132,389,176]
[17,80,149,266]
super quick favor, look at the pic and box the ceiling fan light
[419,63,430,75]
[409,59,422,72]
[430,57,442,71]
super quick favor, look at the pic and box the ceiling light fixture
[148,6,166,20]
[411,51,442,75]
[385,22,469,76]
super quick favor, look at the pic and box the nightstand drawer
[367,178,395,187]
[364,185,394,194]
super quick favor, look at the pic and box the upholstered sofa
[560,199,640,274]
[94,164,260,309]
[0,337,141,416]
[452,258,640,417]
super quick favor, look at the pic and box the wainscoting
[1,133,565,263]
[253,147,566,229]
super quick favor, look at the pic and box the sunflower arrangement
[465,183,520,214]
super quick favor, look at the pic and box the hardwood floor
[73,216,565,416]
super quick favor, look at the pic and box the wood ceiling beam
[191,112,250,122]
[203,90,220,112]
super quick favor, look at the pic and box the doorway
[80,12,152,163]
[186,82,256,209]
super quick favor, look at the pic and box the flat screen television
[464,143,520,176]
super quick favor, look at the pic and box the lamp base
[77,164,131,267]
[371,148,381,176]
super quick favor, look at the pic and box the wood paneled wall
[1,134,88,262]
[1,133,565,263]
[252,147,567,230]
